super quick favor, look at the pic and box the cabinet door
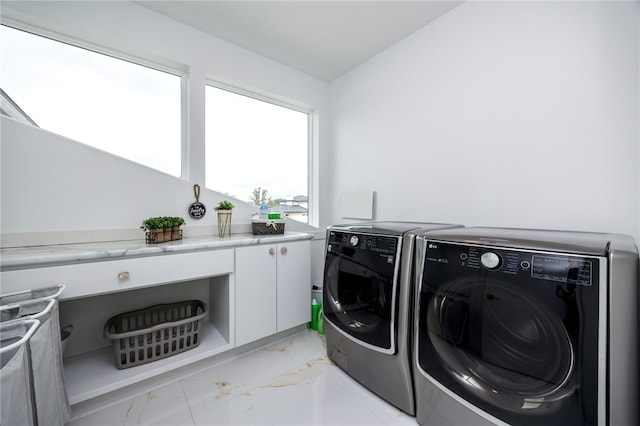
[277,240,311,331]
[235,244,277,346]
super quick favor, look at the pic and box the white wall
[329,1,640,244]
[2,1,639,249]
[0,1,329,241]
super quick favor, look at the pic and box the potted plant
[141,216,167,243]
[141,216,186,243]
[169,216,185,240]
[214,200,234,238]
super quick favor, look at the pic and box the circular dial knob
[349,235,359,247]
[481,252,502,270]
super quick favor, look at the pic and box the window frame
[0,19,189,179]
[204,79,314,224]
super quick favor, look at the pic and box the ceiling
[136,1,462,82]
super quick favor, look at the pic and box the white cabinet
[0,235,313,408]
[276,241,311,331]
[235,240,310,346]
[1,249,235,405]
[234,244,277,346]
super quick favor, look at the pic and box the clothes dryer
[413,227,638,425]
[323,221,462,415]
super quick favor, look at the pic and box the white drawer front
[1,249,234,300]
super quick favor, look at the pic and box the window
[205,85,309,223]
[0,25,182,177]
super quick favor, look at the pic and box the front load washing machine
[323,221,462,415]
[413,227,638,426]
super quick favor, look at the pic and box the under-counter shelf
[64,321,231,404]
[57,270,233,405]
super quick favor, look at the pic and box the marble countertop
[0,232,313,270]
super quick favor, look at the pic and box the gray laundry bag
[0,319,39,426]
[0,285,71,425]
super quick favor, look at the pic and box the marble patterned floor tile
[181,335,311,414]
[68,330,419,426]
[287,329,327,360]
[68,381,193,426]
[189,357,390,426]
[329,366,417,426]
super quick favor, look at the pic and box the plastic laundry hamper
[104,300,208,369]
[0,285,71,426]
[1,319,40,426]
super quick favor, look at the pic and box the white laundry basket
[0,285,71,426]
[1,319,40,426]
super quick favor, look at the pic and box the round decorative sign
[188,184,206,219]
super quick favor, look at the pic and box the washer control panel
[426,241,596,286]
[328,231,398,255]
[327,230,400,272]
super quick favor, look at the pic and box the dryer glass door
[416,241,602,426]
[323,231,400,352]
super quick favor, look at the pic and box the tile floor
[68,330,418,426]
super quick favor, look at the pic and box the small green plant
[214,200,234,211]
[141,217,164,231]
[170,217,185,227]
[140,216,185,231]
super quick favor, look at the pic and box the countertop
[0,232,313,270]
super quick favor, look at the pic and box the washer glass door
[417,241,601,425]
[323,231,400,352]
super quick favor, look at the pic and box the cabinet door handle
[269,248,275,255]
[280,246,287,255]
[117,271,131,281]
